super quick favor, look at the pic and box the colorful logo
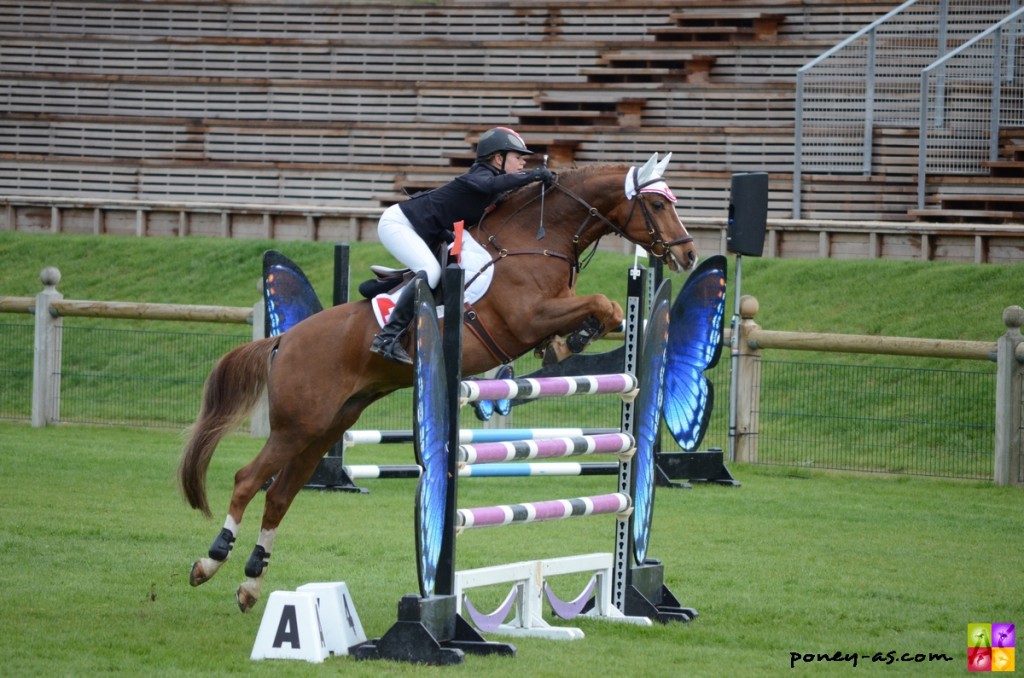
[968,623,1015,672]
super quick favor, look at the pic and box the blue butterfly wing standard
[663,255,727,451]
[262,250,323,337]
[412,286,448,598]
[632,280,671,565]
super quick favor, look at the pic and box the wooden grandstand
[1,0,1021,262]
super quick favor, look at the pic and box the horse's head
[610,153,698,272]
[484,155,698,274]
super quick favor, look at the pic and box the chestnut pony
[178,155,699,612]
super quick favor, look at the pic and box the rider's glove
[529,167,555,186]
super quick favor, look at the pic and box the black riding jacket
[398,162,539,250]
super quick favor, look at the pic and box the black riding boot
[370,272,426,365]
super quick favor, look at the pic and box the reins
[469,170,693,289]
[456,166,694,365]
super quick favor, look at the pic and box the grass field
[2,422,1022,676]
[2,232,1023,674]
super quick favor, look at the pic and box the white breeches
[377,204,442,289]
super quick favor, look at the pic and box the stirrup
[370,335,413,365]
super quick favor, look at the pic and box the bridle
[460,168,695,365]
[551,168,694,272]
[470,168,693,288]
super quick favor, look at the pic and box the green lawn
[1,233,1022,675]
[2,422,1021,676]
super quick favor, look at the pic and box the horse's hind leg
[188,430,304,590]
[235,439,329,613]
[189,515,240,587]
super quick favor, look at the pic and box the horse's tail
[178,337,278,518]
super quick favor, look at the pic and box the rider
[371,127,554,365]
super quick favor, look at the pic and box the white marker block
[250,590,328,663]
[297,582,366,655]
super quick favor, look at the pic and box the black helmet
[475,127,535,161]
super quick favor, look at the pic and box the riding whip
[536,154,548,240]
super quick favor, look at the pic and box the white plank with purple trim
[454,553,651,640]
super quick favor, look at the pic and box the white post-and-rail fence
[3,268,1023,486]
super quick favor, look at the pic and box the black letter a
[273,604,301,648]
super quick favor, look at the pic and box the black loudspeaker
[727,172,768,256]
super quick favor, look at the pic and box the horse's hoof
[189,557,223,587]
[189,560,209,587]
[236,584,259,613]
[542,337,571,366]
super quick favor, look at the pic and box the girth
[462,303,514,365]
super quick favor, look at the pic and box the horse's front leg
[531,293,624,362]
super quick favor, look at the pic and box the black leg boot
[370,272,426,365]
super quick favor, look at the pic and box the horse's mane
[497,162,630,213]
[559,163,629,180]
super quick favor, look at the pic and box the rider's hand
[440,229,456,244]
[529,167,555,186]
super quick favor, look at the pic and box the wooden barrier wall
[4,197,1024,263]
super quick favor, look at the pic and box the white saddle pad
[371,230,495,327]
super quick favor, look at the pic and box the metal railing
[918,6,1024,208]
[793,0,1018,217]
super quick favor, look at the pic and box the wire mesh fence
[0,323,998,480]
[0,321,33,421]
[55,325,251,428]
[755,358,995,479]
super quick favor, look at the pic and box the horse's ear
[654,152,672,178]
[636,153,659,184]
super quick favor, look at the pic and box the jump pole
[357,264,695,666]
[344,461,619,480]
[344,427,618,447]
[356,266,514,665]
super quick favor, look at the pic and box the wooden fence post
[994,305,1023,486]
[32,267,63,427]
[734,295,762,463]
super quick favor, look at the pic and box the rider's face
[497,151,528,173]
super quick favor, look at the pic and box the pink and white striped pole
[456,492,632,529]
[459,374,638,403]
[457,433,635,466]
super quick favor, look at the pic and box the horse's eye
[651,200,665,211]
